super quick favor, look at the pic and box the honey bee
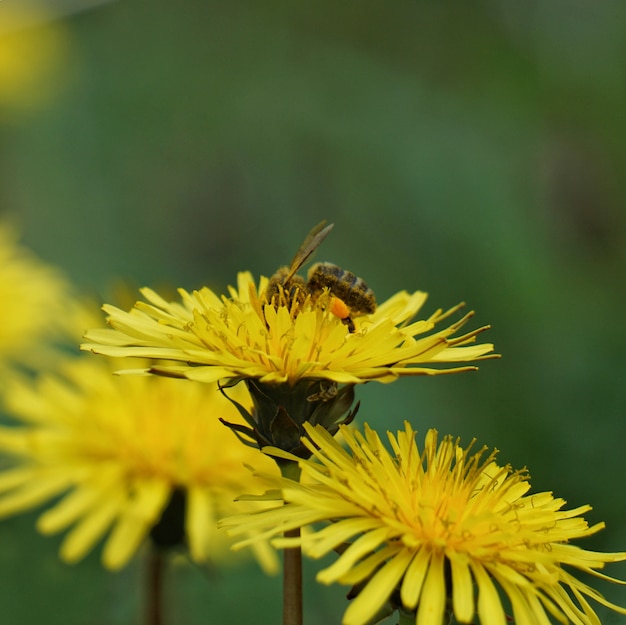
[264,221,376,332]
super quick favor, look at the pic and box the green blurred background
[1,0,625,623]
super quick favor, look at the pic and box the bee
[264,221,376,332]
[307,262,376,331]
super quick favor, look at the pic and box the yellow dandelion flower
[82,223,496,457]
[0,356,279,573]
[0,222,79,374]
[82,271,494,387]
[222,422,626,625]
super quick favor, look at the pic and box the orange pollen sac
[330,297,350,320]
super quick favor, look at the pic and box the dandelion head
[0,356,279,573]
[223,422,626,625]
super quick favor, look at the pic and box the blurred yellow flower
[0,356,279,573]
[223,422,626,625]
[82,271,495,386]
[0,4,71,113]
[0,222,79,374]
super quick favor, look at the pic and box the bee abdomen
[307,262,376,314]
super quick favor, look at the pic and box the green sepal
[269,405,301,453]
[218,418,258,448]
[218,381,257,430]
[220,377,359,458]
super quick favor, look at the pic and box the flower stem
[283,528,303,625]
[397,609,414,625]
[146,548,165,625]
[279,459,303,625]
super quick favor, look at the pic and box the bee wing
[284,221,334,282]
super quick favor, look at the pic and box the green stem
[146,547,164,625]
[397,608,414,625]
[280,460,303,625]
[283,527,303,625]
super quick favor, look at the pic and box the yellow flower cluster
[2,220,625,625]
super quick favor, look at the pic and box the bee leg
[341,317,355,333]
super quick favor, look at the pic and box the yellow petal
[38,485,102,534]
[400,548,431,610]
[472,562,506,625]
[449,552,475,623]
[102,479,170,570]
[0,466,39,493]
[38,466,124,533]
[416,550,446,625]
[302,517,383,559]
[0,470,70,516]
[317,526,395,583]
[186,486,215,562]
[60,488,126,564]
[343,549,414,625]
[497,577,552,625]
